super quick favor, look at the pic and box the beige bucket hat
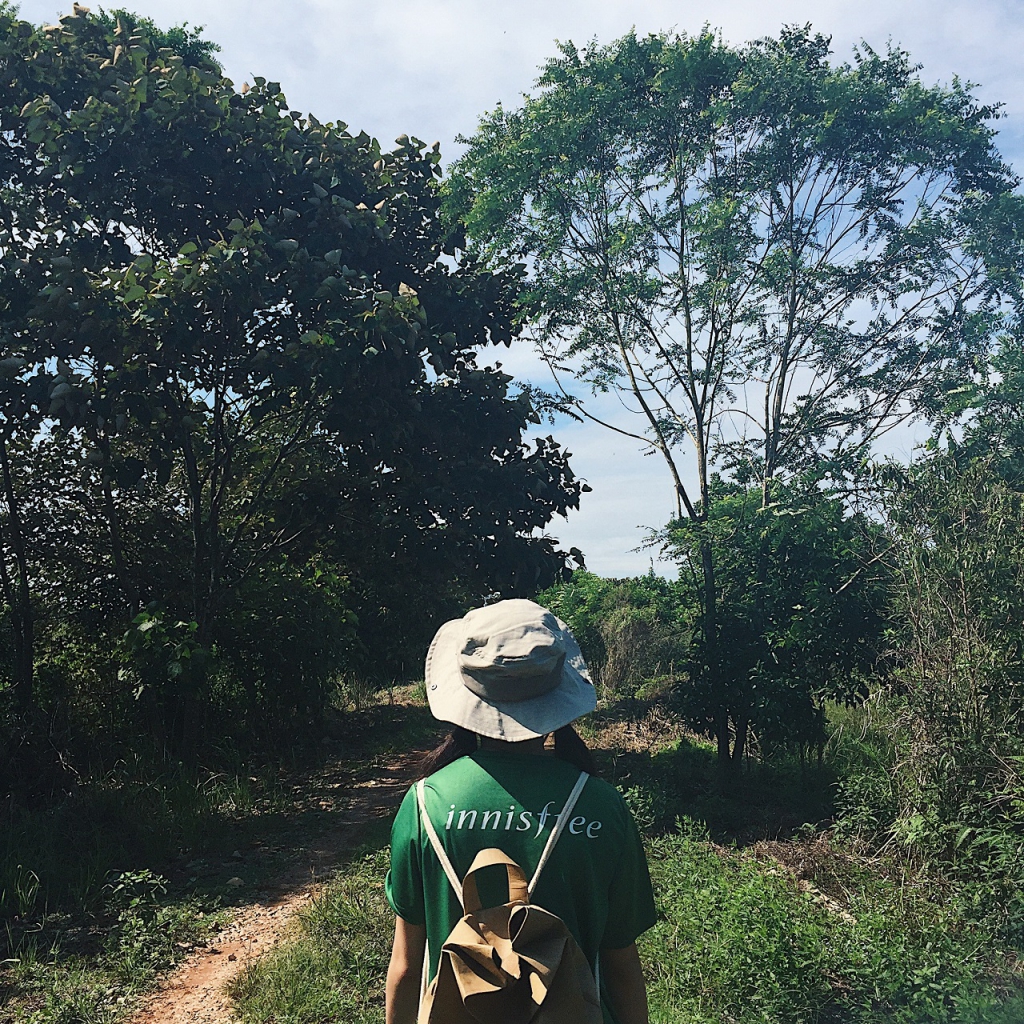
[424,599,596,741]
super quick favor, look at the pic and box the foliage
[229,848,393,1024]
[539,571,689,694]
[954,331,1024,480]
[849,453,1024,941]
[448,26,1022,492]
[826,700,901,840]
[645,827,1023,1023]
[92,9,222,69]
[543,479,888,760]
[664,479,889,757]
[447,24,1024,762]
[0,5,583,769]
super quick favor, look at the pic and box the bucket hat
[424,599,596,741]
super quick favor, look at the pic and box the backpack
[416,770,603,1024]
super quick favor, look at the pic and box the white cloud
[20,1,1024,160]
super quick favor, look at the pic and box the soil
[130,748,427,1024]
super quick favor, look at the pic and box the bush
[855,456,1024,940]
[540,572,690,696]
[3,867,220,1024]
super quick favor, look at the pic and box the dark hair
[553,725,598,775]
[420,726,478,777]
[420,724,597,778]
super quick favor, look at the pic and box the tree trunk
[699,533,732,767]
[178,415,210,761]
[715,708,731,765]
[0,434,34,714]
[733,715,749,765]
[97,439,138,614]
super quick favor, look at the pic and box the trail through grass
[0,695,438,1024]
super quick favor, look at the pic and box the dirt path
[131,750,425,1024]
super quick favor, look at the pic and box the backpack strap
[417,770,589,902]
[416,779,463,900]
[528,770,589,897]
[461,848,530,913]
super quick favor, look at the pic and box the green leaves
[0,4,583,755]
[449,26,1022,492]
[662,478,888,750]
[449,24,1023,760]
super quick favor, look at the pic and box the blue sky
[17,0,1024,574]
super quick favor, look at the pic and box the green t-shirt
[386,750,657,1024]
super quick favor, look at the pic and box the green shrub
[540,572,690,697]
[823,458,1024,944]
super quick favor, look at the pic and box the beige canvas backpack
[416,771,603,1024]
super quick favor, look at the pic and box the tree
[951,331,1024,481]
[0,6,583,759]
[446,26,1024,763]
[664,478,887,759]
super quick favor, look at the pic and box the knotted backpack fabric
[416,772,603,1024]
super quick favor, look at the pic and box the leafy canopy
[0,5,582,756]
[446,24,1024,763]
[446,25,1024,507]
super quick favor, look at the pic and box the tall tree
[0,6,582,756]
[446,26,1024,763]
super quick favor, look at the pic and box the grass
[1,765,289,924]
[0,689,440,1024]
[645,826,1024,1023]
[0,761,274,1024]
[226,823,1024,1024]
[580,696,836,842]
[7,689,1023,1023]
[2,870,226,1024]
[229,848,393,1024]
[227,695,1024,1024]
[227,820,1024,1024]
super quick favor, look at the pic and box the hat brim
[424,615,597,741]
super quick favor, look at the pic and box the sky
[16,0,1024,575]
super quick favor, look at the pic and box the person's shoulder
[584,775,629,808]
[421,753,477,790]
[394,778,420,813]
[585,776,642,828]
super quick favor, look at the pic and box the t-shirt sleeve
[601,795,658,949]
[385,785,426,925]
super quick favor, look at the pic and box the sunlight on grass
[229,850,392,1024]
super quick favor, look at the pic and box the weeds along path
[130,748,426,1024]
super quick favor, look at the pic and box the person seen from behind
[385,598,655,1024]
